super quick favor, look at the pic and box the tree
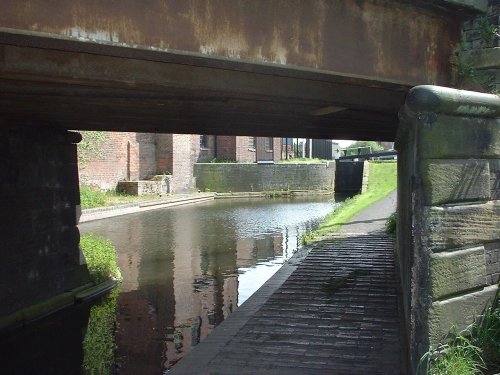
[345,141,384,156]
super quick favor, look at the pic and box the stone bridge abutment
[396,85,500,371]
[0,126,89,327]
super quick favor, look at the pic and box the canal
[1,196,336,374]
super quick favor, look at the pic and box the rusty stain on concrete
[0,0,462,85]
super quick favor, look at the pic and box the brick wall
[79,132,198,193]
[194,163,335,192]
[273,138,282,162]
[170,134,199,192]
[0,126,89,317]
[198,135,216,162]
[78,132,155,190]
[235,137,256,162]
[215,136,237,161]
[79,132,283,192]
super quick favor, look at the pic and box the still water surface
[1,197,336,374]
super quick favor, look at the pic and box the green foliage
[303,162,397,244]
[80,234,122,284]
[450,33,493,92]
[345,141,384,156]
[208,157,237,163]
[80,234,122,373]
[477,17,499,44]
[471,301,500,372]
[420,299,500,375]
[78,131,108,163]
[385,212,397,235]
[300,230,315,245]
[80,185,156,209]
[423,337,485,375]
[80,185,107,209]
[82,287,119,375]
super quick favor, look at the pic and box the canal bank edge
[0,279,118,333]
[80,190,334,223]
[1,190,334,332]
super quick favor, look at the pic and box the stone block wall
[0,126,89,317]
[117,176,172,196]
[194,163,335,192]
[396,86,500,371]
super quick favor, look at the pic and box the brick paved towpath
[170,192,403,375]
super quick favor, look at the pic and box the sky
[334,140,355,148]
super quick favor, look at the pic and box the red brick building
[78,132,282,192]
[199,135,282,163]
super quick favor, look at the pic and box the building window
[248,136,256,150]
[265,137,273,151]
[200,135,209,149]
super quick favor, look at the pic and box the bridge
[0,1,499,373]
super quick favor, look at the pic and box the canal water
[0,196,336,374]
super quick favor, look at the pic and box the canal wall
[396,86,500,371]
[194,162,335,193]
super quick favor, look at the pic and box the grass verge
[302,161,397,244]
[80,185,159,209]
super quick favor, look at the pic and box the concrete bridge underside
[0,0,474,140]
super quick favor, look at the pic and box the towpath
[170,191,402,375]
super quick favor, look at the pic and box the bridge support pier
[396,86,500,372]
[0,126,89,327]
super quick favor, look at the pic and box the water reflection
[79,197,335,373]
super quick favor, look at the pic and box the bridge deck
[171,233,404,375]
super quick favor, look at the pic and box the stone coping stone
[405,85,500,118]
[82,193,215,214]
[0,280,118,333]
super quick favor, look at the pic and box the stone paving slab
[171,234,402,374]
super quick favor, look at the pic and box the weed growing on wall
[419,297,500,375]
[80,234,122,284]
[78,131,108,164]
[385,212,397,235]
[82,287,120,375]
[80,234,122,374]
